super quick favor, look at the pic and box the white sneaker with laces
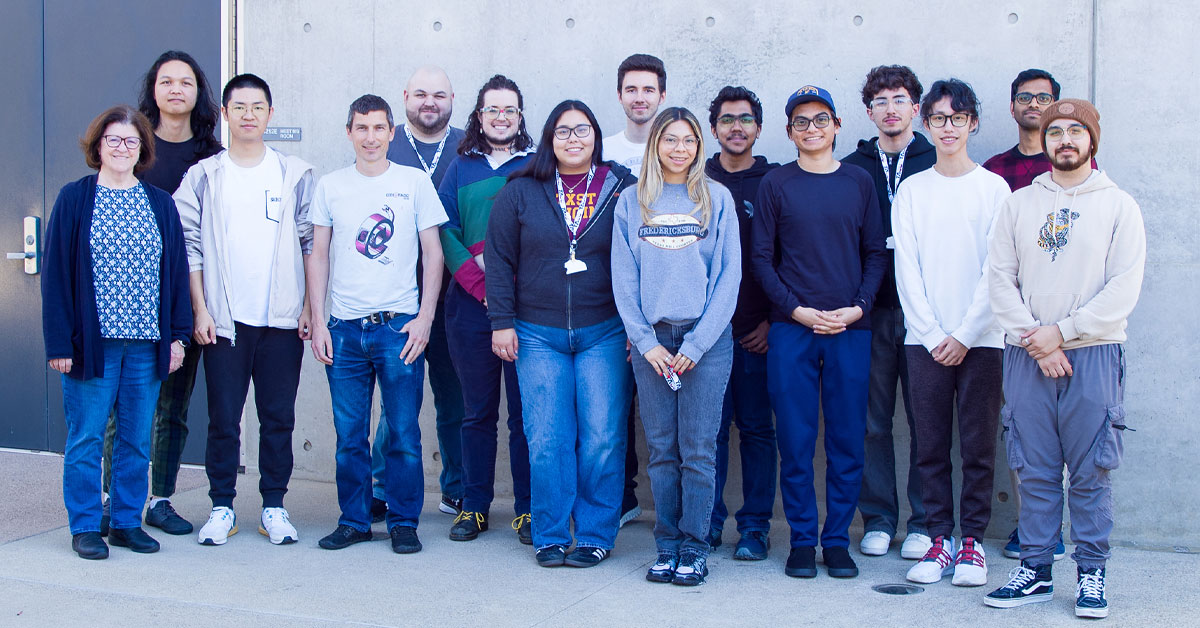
[906,535,955,584]
[259,507,298,545]
[951,537,988,586]
[197,507,237,546]
[859,531,891,556]
[900,532,933,560]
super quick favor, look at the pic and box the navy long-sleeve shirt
[750,161,887,330]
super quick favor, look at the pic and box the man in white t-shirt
[308,94,448,555]
[603,53,666,172]
[891,79,1009,589]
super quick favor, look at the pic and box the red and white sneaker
[952,536,988,586]
[906,535,955,584]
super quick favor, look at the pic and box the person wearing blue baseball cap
[750,85,888,580]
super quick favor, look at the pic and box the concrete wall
[240,0,1198,548]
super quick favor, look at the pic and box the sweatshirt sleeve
[680,186,742,363]
[438,161,486,301]
[855,175,887,312]
[610,191,658,356]
[949,181,1007,348]
[41,185,79,360]
[1056,193,1146,342]
[988,197,1039,339]
[174,163,205,273]
[294,168,315,256]
[484,182,520,330]
[891,181,948,352]
[751,176,801,316]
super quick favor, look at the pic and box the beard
[407,107,451,136]
[1017,111,1042,131]
[1051,147,1088,171]
[483,124,518,147]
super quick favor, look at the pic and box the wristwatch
[174,338,189,350]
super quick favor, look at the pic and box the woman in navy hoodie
[485,100,636,569]
[41,105,191,560]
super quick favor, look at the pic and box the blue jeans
[633,322,733,557]
[514,316,632,550]
[769,322,871,549]
[371,298,464,501]
[860,306,926,536]
[326,315,425,531]
[712,343,776,535]
[62,339,160,534]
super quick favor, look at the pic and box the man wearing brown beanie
[984,99,1145,619]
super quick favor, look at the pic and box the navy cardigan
[41,174,192,381]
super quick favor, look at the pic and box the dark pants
[859,306,925,536]
[444,282,530,516]
[712,344,776,534]
[769,322,871,549]
[906,346,1003,540]
[203,323,303,509]
[103,341,203,498]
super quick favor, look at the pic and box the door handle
[7,216,40,274]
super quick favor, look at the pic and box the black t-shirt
[143,136,218,194]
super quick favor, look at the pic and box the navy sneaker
[672,551,708,586]
[564,545,609,568]
[646,552,678,583]
[369,498,387,524]
[619,494,641,528]
[1003,527,1067,561]
[318,524,372,550]
[449,511,487,541]
[512,513,532,546]
[985,561,1054,608]
[733,531,770,561]
[145,500,193,535]
[72,532,108,560]
[785,546,817,578]
[823,545,859,578]
[1076,566,1108,618]
[535,544,567,568]
[389,525,422,554]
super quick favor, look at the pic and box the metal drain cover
[872,583,925,595]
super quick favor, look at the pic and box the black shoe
[985,561,1054,608]
[823,546,859,578]
[564,545,609,568]
[370,498,388,524]
[512,513,533,545]
[108,527,160,553]
[1075,566,1108,618]
[318,524,373,550]
[785,546,817,578]
[145,500,194,535]
[619,494,641,528]
[389,525,422,554]
[100,499,110,537]
[449,511,487,541]
[646,552,679,583]
[72,532,108,560]
[671,551,708,586]
[707,525,723,549]
[734,531,770,561]
[536,544,567,568]
[438,494,463,515]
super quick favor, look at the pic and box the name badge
[885,236,896,250]
[564,258,588,275]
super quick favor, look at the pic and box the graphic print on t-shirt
[355,205,395,262]
[637,214,709,250]
[1037,208,1080,261]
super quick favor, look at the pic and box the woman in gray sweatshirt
[611,107,741,586]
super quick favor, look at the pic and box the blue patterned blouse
[90,183,162,340]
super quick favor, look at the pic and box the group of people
[42,50,1143,620]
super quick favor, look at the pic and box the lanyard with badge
[403,124,447,175]
[555,166,595,275]
[878,135,913,249]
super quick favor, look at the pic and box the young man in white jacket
[984,99,1145,619]
[892,79,1010,588]
[175,73,315,547]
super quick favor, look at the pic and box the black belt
[364,311,403,324]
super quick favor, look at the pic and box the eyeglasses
[553,124,592,140]
[869,96,912,110]
[227,104,269,117]
[479,106,521,120]
[716,114,758,127]
[1014,92,1054,106]
[1045,124,1089,141]
[790,114,833,131]
[926,113,972,128]
[102,135,142,149]
[660,135,698,149]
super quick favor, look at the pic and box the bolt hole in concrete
[706,16,715,27]
[432,451,441,462]
[303,22,311,33]
[873,583,924,595]
[853,15,863,26]
[997,491,1009,503]
[303,440,312,451]
[1009,12,1019,23]
[433,21,442,32]
[566,18,575,28]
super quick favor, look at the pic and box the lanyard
[555,166,596,257]
[877,135,913,205]
[403,124,448,175]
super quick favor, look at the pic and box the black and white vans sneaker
[984,561,1054,608]
[1075,566,1108,618]
[564,545,609,568]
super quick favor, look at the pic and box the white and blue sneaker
[197,507,237,546]
[259,507,298,545]
[1075,567,1108,618]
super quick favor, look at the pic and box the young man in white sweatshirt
[984,99,1145,619]
[892,79,1010,588]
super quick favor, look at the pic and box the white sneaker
[906,535,955,584]
[900,532,933,560]
[259,507,298,545]
[859,531,892,556]
[197,507,238,546]
[951,536,988,586]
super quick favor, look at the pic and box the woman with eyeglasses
[611,107,741,586]
[486,100,636,569]
[42,105,192,560]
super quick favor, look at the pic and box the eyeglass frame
[659,134,699,149]
[925,112,974,128]
[226,104,269,117]
[1044,124,1089,141]
[869,96,913,111]
[101,135,142,150]
[478,106,521,120]
[1014,92,1055,106]
[553,124,592,140]
[716,114,759,128]
[789,113,834,131]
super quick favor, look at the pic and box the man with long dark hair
[100,50,223,538]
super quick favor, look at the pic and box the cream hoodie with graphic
[988,170,1145,349]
